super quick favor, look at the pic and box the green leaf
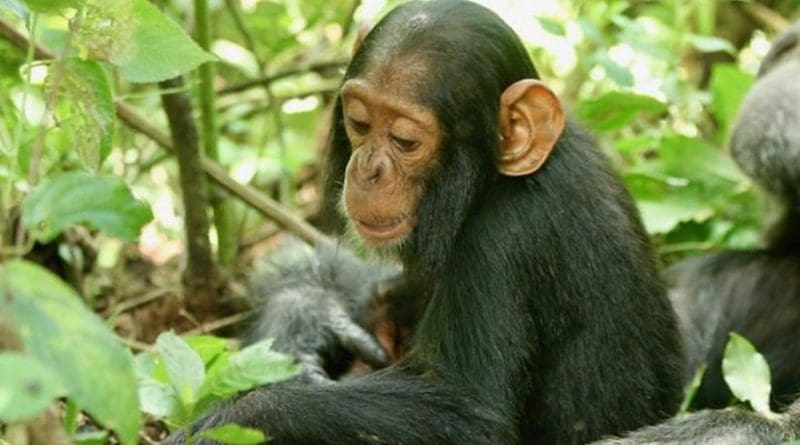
[185,335,234,365]
[0,260,141,445]
[72,0,135,62]
[678,365,706,414]
[21,171,153,243]
[198,424,267,445]
[0,352,66,422]
[596,54,634,87]
[74,430,109,445]
[710,64,755,139]
[156,331,206,407]
[112,0,215,83]
[137,376,179,418]
[687,35,735,55]
[722,333,772,416]
[653,135,745,183]
[199,338,299,400]
[49,59,115,169]
[22,0,80,12]
[577,92,666,132]
[537,17,565,36]
[625,135,748,234]
[134,351,180,418]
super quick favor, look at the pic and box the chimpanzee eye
[348,118,371,135]
[391,134,418,151]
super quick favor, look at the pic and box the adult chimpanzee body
[166,1,683,444]
[591,21,800,445]
[667,20,800,411]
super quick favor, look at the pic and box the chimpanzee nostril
[367,162,383,184]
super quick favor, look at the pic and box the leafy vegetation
[0,0,797,443]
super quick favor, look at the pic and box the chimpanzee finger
[296,352,333,384]
[328,307,389,368]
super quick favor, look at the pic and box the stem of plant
[194,0,237,268]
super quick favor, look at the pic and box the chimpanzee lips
[353,214,412,245]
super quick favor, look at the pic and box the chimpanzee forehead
[340,75,437,129]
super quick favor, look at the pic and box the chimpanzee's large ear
[497,79,565,176]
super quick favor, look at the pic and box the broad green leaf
[21,171,153,242]
[199,338,299,400]
[654,135,745,183]
[72,0,134,62]
[134,351,180,418]
[137,377,179,418]
[679,365,706,414]
[22,0,79,12]
[48,59,115,169]
[0,260,141,445]
[185,335,234,366]
[133,350,156,378]
[74,430,109,445]
[577,92,666,132]
[710,64,755,139]
[596,54,634,87]
[156,331,206,407]
[0,352,66,422]
[624,171,710,234]
[722,333,772,416]
[112,0,215,83]
[199,424,267,445]
[687,35,735,55]
[635,198,709,234]
[537,17,565,36]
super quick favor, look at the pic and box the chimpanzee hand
[245,244,399,381]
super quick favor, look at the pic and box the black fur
[245,242,399,378]
[165,1,683,444]
[590,399,800,445]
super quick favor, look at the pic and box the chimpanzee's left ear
[497,79,565,176]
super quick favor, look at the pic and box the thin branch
[0,19,330,247]
[182,310,253,336]
[115,288,173,314]
[218,59,348,95]
[117,336,154,352]
[738,3,790,33]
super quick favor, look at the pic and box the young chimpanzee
[667,20,800,411]
[165,1,684,444]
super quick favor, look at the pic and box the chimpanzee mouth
[353,215,412,244]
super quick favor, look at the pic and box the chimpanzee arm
[246,243,401,379]
[589,400,800,445]
[164,372,514,445]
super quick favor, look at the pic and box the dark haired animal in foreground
[592,20,800,445]
[165,1,684,444]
